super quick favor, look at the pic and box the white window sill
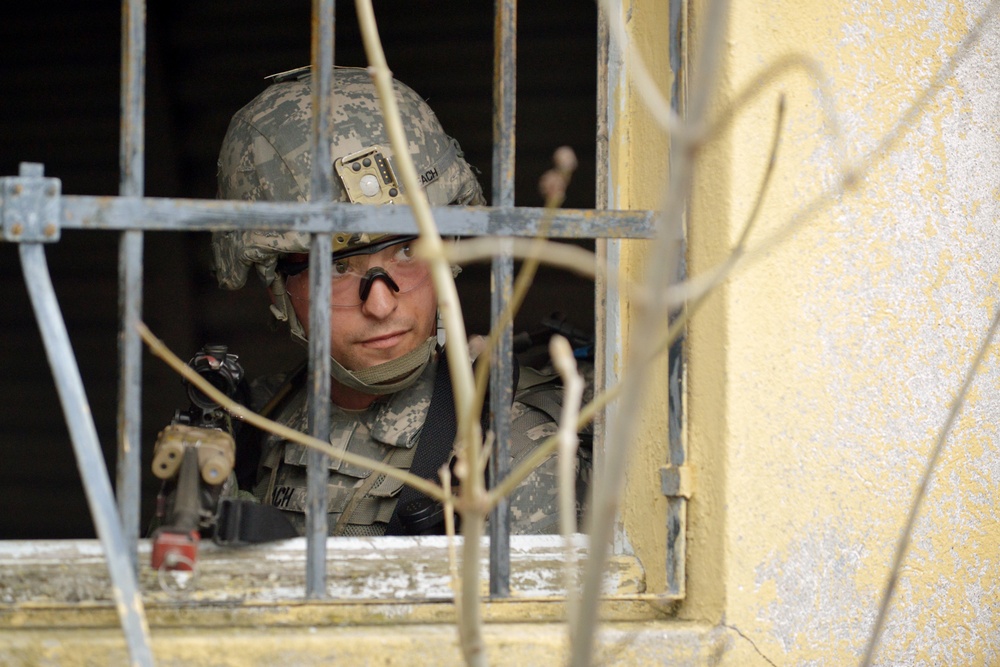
[0,535,644,605]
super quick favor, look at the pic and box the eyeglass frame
[276,234,420,277]
[277,234,430,306]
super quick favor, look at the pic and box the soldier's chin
[346,343,413,371]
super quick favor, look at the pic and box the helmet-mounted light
[335,147,407,205]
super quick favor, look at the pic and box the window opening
[1,1,672,663]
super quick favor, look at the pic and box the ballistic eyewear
[278,235,430,307]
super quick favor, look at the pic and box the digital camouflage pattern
[253,359,435,536]
[213,66,485,291]
[505,400,589,534]
[506,361,594,534]
[249,357,591,536]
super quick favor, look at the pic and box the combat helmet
[212,66,484,393]
[214,65,484,295]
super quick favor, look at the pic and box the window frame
[1,0,682,662]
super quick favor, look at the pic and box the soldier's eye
[333,260,351,277]
[394,243,415,261]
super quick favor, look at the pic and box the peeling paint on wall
[686,0,1000,664]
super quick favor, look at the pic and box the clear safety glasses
[279,236,431,307]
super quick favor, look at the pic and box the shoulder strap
[384,354,456,535]
[385,350,518,535]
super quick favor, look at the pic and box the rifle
[149,345,244,572]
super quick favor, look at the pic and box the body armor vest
[253,360,436,536]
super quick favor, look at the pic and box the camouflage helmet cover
[213,66,485,290]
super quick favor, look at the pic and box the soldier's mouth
[359,330,409,350]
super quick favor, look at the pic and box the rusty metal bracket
[1,162,61,243]
[660,464,694,499]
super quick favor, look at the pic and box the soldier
[212,67,589,537]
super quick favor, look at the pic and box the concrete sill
[0,535,647,610]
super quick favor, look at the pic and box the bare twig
[351,2,477,422]
[571,1,732,664]
[549,335,585,636]
[859,306,1000,665]
[469,221,546,423]
[438,238,599,280]
[442,466,461,600]
[551,336,584,541]
[353,3,486,665]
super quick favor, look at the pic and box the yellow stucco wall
[675,0,1000,664]
[4,2,999,666]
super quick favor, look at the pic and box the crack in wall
[723,624,779,667]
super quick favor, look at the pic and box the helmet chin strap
[328,336,437,395]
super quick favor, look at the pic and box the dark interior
[0,2,599,537]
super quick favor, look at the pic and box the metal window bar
[488,0,517,598]
[596,0,688,597]
[12,160,154,667]
[665,0,689,599]
[51,198,653,235]
[0,0,671,662]
[305,0,336,600]
[116,0,145,578]
[594,0,616,566]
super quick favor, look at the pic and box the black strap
[385,351,518,535]
[213,498,299,545]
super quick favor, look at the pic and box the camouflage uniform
[248,358,592,536]
[214,67,590,536]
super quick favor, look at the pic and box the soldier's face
[283,244,437,372]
